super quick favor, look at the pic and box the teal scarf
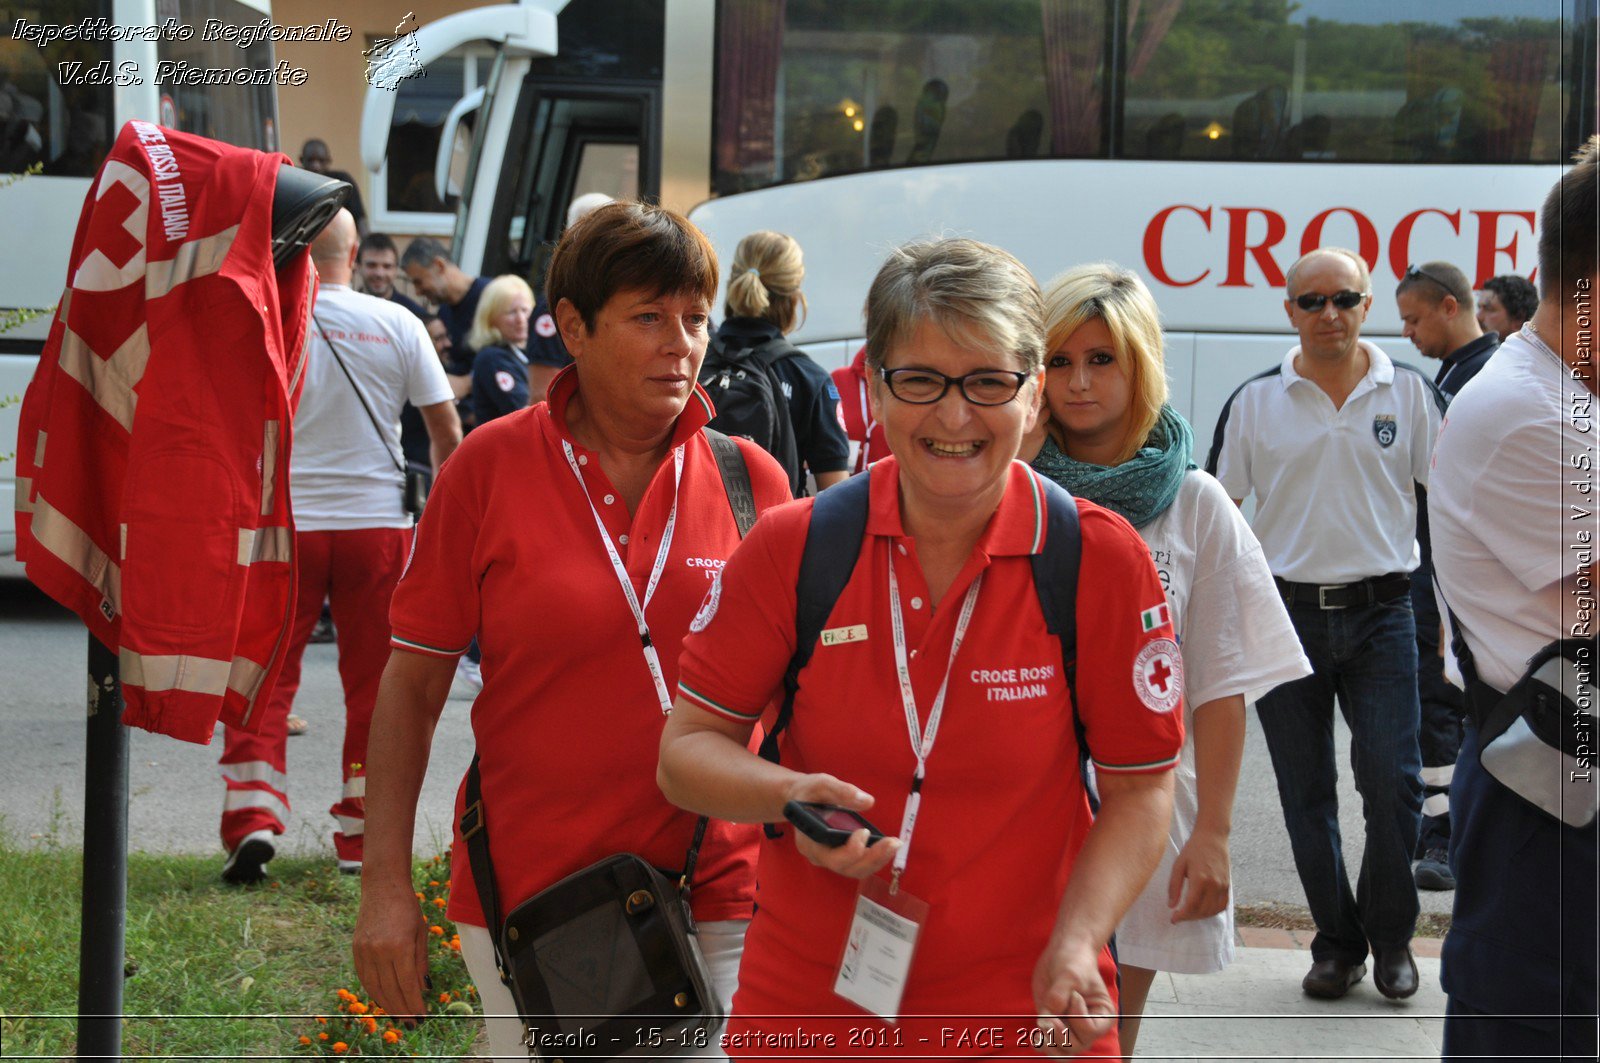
[1030,405,1195,527]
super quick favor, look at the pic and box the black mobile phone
[782,801,886,848]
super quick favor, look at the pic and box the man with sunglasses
[1206,247,1444,1002]
[1393,260,1500,895]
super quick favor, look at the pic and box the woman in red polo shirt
[1022,263,1309,1054]
[352,202,791,1059]
[659,238,1184,1058]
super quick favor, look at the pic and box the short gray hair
[1285,246,1370,298]
[400,236,452,271]
[864,238,1044,374]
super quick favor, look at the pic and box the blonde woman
[466,274,559,424]
[706,230,850,495]
[1021,263,1310,1055]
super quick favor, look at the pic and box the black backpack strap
[1029,476,1093,809]
[705,428,758,538]
[759,470,872,836]
[460,755,513,987]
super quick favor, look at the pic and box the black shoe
[1414,849,1455,890]
[309,615,335,644]
[1373,945,1419,999]
[221,830,275,885]
[1302,958,1366,999]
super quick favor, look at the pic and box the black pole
[77,634,128,1061]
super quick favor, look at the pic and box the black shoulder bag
[312,316,428,518]
[460,431,759,1056]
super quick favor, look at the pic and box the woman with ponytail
[1022,263,1310,1055]
[705,231,850,495]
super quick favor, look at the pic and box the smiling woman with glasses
[658,237,1186,1059]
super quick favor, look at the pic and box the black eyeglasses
[878,367,1029,406]
[1405,263,1451,291]
[1293,290,1367,312]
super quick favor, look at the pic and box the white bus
[0,0,279,556]
[366,0,1592,444]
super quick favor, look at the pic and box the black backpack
[699,334,804,495]
[756,468,1091,836]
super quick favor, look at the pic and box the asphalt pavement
[0,575,1453,924]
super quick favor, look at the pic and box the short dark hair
[544,201,718,329]
[1395,260,1473,308]
[1537,135,1599,299]
[358,232,398,259]
[400,236,452,271]
[1481,274,1539,324]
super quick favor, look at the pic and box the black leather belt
[1275,573,1411,610]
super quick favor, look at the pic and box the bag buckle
[460,800,485,840]
[1317,583,1349,609]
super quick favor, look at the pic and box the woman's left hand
[1030,940,1117,1056]
[1168,827,1230,922]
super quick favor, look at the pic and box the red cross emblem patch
[1132,638,1183,714]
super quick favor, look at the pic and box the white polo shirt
[1430,329,1595,692]
[1209,340,1444,584]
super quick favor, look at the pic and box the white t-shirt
[1211,341,1444,583]
[292,285,453,530]
[1115,470,1311,974]
[1430,329,1596,692]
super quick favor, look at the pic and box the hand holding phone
[783,801,887,848]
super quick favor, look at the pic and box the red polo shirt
[831,346,891,473]
[390,366,792,926]
[677,457,1183,1056]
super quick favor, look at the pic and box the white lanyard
[886,541,982,889]
[858,378,875,470]
[561,440,684,714]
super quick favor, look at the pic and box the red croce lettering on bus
[1388,208,1463,282]
[1141,205,1213,287]
[1301,207,1380,272]
[1220,207,1287,288]
[1471,210,1537,288]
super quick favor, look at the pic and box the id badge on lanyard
[561,440,684,714]
[833,543,983,1021]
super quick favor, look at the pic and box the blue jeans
[1256,596,1423,963]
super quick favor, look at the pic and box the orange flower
[348,1001,368,1015]
[362,1017,379,1034]
[414,891,425,901]
[318,1032,329,1041]
[433,898,446,908]
[337,989,355,1001]
[448,940,461,951]
[332,1041,348,1054]
[298,1036,311,1045]
[315,1016,327,1024]
[438,991,450,1004]
[429,925,444,936]
[428,880,439,887]
[383,1030,400,1044]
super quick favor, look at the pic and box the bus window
[155,0,277,151]
[1,0,114,178]
[715,0,1069,194]
[1121,0,1569,164]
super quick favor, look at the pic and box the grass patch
[0,839,481,1058]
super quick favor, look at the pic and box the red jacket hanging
[14,120,315,744]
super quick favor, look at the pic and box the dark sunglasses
[1293,290,1367,312]
[878,367,1029,406]
[1405,263,1451,291]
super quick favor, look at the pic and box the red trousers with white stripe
[219,526,412,862]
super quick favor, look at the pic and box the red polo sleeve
[676,499,811,722]
[1072,502,1186,774]
[388,450,481,659]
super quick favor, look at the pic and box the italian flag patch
[1140,602,1170,632]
